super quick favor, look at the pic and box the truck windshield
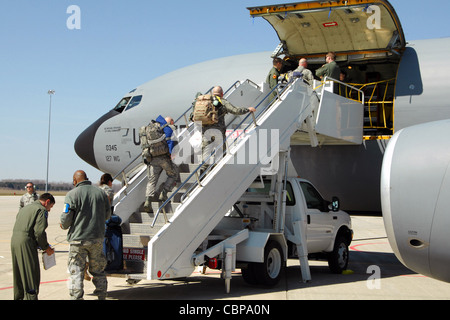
[299,182,324,210]
[247,180,296,206]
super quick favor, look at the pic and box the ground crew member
[60,170,111,300]
[19,182,39,208]
[266,57,283,100]
[11,193,55,300]
[199,86,256,174]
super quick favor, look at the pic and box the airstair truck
[193,154,354,292]
[111,76,359,292]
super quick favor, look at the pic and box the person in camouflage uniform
[198,86,256,174]
[11,193,55,300]
[19,182,39,209]
[141,116,179,212]
[60,170,111,300]
[145,154,178,208]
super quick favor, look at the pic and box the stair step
[129,209,176,224]
[129,223,166,236]
[123,234,150,248]
[179,172,198,183]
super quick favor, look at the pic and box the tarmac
[1,195,450,302]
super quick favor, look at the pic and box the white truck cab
[287,178,353,273]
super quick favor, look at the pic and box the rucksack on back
[139,121,169,161]
[192,94,218,125]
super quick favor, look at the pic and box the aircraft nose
[74,110,119,170]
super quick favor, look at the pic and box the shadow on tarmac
[104,250,415,300]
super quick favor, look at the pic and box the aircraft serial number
[106,144,117,151]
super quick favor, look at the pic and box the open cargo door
[248,0,405,58]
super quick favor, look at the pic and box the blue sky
[1,0,449,184]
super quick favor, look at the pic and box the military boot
[143,197,153,212]
[159,189,168,202]
[155,184,165,201]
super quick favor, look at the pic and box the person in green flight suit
[316,52,341,93]
[11,193,55,300]
[266,57,283,100]
[316,52,341,80]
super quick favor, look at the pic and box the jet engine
[381,119,450,282]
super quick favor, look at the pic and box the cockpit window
[125,95,143,111]
[113,97,131,113]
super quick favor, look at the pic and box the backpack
[139,121,169,162]
[192,94,219,125]
[103,215,123,271]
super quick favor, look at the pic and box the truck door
[299,181,335,252]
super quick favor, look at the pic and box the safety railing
[314,76,365,105]
[151,79,293,227]
[338,78,395,132]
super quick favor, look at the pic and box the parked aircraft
[74,0,450,281]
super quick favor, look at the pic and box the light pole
[46,90,55,192]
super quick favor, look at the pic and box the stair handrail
[151,79,294,227]
[112,153,141,182]
[111,153,143,199]
[316,76,365,105]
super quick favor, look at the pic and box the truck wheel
[241,263,259,285]
[253,240,285,286]
[327,235,349,274]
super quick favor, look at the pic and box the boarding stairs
[108,80,272,279]
[109,77,363,288]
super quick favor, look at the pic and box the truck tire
[241,263,259,285]
[327,235,349,274]
[253,240,285,286]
